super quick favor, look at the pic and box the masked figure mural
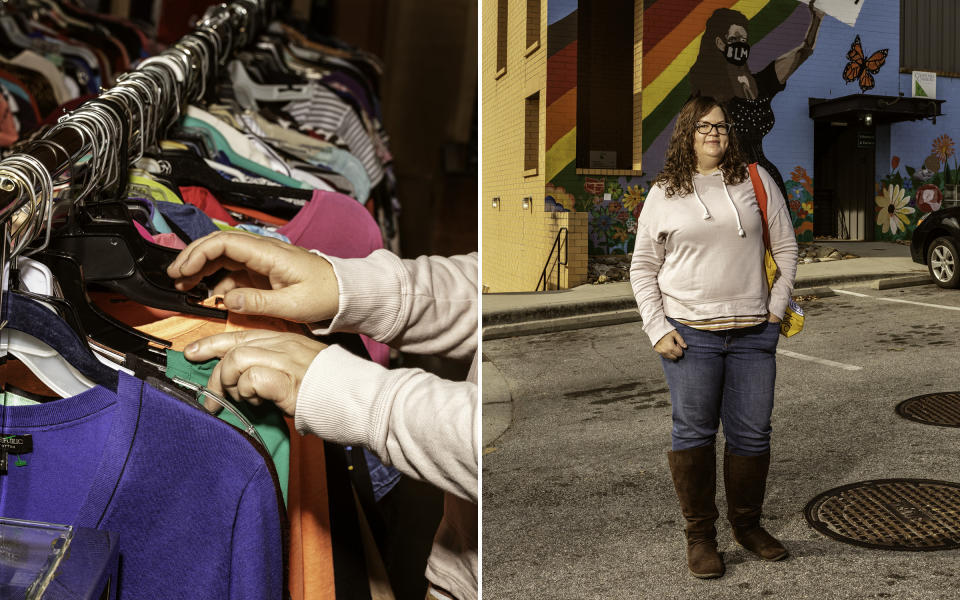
[688,2,824,198]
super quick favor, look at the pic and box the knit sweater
[296,249,478,600]
[630,166,798,346]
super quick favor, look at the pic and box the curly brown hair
[654,96,749,198]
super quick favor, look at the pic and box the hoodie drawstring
[721,177,746,237]
[691,183,712,221]
[693,172,746,237]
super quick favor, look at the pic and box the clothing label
[0,435,32,454]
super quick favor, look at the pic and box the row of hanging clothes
[0,0,153,144]
[0,1,402,598]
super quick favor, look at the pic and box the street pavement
[482,241,929,446]
[481,283,960,600]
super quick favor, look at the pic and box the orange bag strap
[748,162,771,250]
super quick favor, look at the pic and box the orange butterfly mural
[842,35,888,93]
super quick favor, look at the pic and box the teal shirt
[165,350,290,505]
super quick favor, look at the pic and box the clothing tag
[0,435,32,455]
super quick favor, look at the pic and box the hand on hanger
[167,230,340,323]
[183,329,327,415]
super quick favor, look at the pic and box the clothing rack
[0,0,271,233]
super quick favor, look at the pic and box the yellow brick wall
[482,0,588,292]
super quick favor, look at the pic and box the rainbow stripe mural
[544,0,816,255]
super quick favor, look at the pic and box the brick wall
[483,0,588,292]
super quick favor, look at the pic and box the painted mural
[545,0,824,255]
[876,135,958,241]
[688,2,822,198]
[841,35,887,93]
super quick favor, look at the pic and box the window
[576,0,641,172]
[497,0,508,75]
[525,92,540,173]
[526,0,541,52]
[901,0,960,76]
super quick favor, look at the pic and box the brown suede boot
[723,449,788,561]
[667,445,725,579]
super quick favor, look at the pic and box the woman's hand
[185,330,327,416]
[167,231,340,323]
[654,330,687,361]
[768,313,782,323]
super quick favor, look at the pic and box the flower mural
[876,134,960,240]
[786,166,814,242]
[875,184,914,235]
[621,184,646,218]
[565,174,651,254]
[545,183,577,212]
[916,184,943,213]
[932,134,955,166]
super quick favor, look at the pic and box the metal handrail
[536,227,568,291]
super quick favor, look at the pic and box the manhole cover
[804,479,960,551]
[896,392,960,427]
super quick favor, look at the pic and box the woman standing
[630,97,798,578]
[688,2,823,199]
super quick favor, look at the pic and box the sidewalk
[481,241,931,446]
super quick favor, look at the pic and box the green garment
[165,350,290,505]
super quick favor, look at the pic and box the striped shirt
[672,315,767,331]
[283,86,384,187]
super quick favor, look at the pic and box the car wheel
[928,236,960,288]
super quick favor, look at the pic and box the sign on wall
[589,151,617,169]
[912,71,937,98]
[796,0,864,27]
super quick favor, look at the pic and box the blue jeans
[660,318,780,456]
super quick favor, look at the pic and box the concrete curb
[483,308,641,341]
[482,297,636,327]
[873,274,933,290]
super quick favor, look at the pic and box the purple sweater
[0,371,284,599]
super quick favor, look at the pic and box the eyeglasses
[696,121,734,135]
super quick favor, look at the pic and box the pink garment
[280,190,388,366]
[153,233,188,249]
[132,219,154,242]
[132,218,187,250]
[0,94,17,146]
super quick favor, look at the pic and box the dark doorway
[813,119,876,240]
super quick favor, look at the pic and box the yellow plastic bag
[763,248,804,337]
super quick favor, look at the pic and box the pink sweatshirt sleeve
[294,249,479,502]
[629,186,675,346]
[296,345,478,502]
[309,250,478,361]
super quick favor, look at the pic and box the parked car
[911,206,960,288]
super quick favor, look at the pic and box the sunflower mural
[877,134,959,240]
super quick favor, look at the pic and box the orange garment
[0,360,59,397]
[90,291,183,326]
[286,418,337,600]
[221,203,291,227]
[97,295,336,600]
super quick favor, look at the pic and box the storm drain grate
[804,479,960,551]
[896,392,960,427]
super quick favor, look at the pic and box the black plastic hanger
[28,250,171,364]
[154,150,312,220]
[47,201,228,319]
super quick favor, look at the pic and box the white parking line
[832,288,960,311]
[777,349,864,371]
